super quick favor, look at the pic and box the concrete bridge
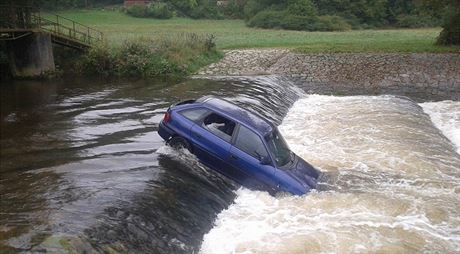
[0,5,103,78]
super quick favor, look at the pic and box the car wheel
[168,136,192,152]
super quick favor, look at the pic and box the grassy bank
[51,10,460,53]
[70,34,221,79]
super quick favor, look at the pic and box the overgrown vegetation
[75,33,221,78]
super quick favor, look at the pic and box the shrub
[244,0,267,20]
[280,15,319,31]
[247,10,285,28]
[316,15,351,31]
[396,14,441,28]
[222,0,245,19]
[248,10,352,32]
[126,5,148,18]
[189,4,224,19]
[76,33,220,78]
[126,3,173,19]
[76,43,117,76]
[147,2,173,19]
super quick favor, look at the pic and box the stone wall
[199,49,460,100]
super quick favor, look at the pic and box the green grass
[50,9,460,53]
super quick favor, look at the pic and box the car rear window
[179,108,210,122]
[203,113,236,142]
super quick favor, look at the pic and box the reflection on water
[1,77,459,253]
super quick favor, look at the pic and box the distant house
[124,0,150,7]
[216,1,229,7]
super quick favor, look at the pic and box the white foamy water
[200,95,460,254]
[420,101,460,154]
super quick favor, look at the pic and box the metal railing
[0,5,103,47]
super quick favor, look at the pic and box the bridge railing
[33,12,104,46]
[0,5,103,46]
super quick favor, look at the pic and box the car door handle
[230,154,238,160]
[193,132,202,139]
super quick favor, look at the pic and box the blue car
[158,96,321,195]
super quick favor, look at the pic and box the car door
[189,111,236,179]
[227,124,277,192]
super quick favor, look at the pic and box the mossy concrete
[7,32,55,78]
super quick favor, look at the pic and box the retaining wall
[199,49,460,100]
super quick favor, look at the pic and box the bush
[76,43,117,76]
[248,11,351,32]
[280,14,319,31]
[126,5,147,18]
[126,3,173,19]
[247,10,285,29]
[286,0,317,16]
[244,0,267,20]
[396,14,441,28]
[316,15,351,31]
[76,33,220,78]
[147,2,173,19]
[189,4,224,19]
[222,0,245,19]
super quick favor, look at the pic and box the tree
[421,0,460,45]
[287,0,317,16]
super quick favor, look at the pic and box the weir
[0,4,103,78]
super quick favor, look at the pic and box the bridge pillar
[7,32,55,78]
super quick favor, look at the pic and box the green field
[53,10,460,53]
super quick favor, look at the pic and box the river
[0,76,459,253]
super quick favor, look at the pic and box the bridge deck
[0,5,103,50]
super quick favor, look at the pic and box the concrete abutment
[7,32,55,78]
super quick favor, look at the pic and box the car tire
[168,136,192,152]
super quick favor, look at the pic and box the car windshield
[265,129,291,167]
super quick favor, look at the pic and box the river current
[0,76,459,253]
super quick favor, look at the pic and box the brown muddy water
[0,76,459,253]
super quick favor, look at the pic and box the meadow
[52,9,460,53]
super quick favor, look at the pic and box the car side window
[180,108,210,122]
[203,113,236,142]
[234,125,268,159]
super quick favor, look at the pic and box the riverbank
[198,49,460,100]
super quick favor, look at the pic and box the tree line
[10,0,460,45]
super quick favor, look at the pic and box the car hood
[286,154,321,189]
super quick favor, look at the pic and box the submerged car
[158,96,321,195]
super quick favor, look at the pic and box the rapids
[200,95,460,254]
[0,76,458,253]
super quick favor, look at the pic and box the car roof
[199,96,274,135]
